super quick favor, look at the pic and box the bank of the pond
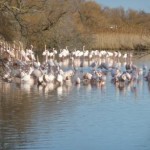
[92,33,150,51]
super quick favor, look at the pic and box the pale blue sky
[95,0,150,12]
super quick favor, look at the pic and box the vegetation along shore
[0,0,150,50]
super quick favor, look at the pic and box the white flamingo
[57,73,63,85]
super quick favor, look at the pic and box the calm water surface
[0,55,150,150]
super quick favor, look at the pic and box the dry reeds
[92,32,150,50]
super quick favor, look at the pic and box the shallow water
[0,55,150,150]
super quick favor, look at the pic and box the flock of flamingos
[0,41,150,93]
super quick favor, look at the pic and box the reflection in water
[1,55,150,150]
[0,82,34,149]
[0,81,76,149]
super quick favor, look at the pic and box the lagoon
[0,54,150,150]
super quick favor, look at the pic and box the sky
[95,0,150,13]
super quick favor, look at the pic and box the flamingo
[42,45,50,62]
[75,77,81,84]
[145,69,150,82]
[123,53,127,61]
[43,73,55,83]
[20,67,34,84]
[57,73,63,85]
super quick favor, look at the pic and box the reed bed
[92,33,150,50]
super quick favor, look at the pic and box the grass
[92,32,150,51]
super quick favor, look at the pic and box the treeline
[0,0,150,50]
